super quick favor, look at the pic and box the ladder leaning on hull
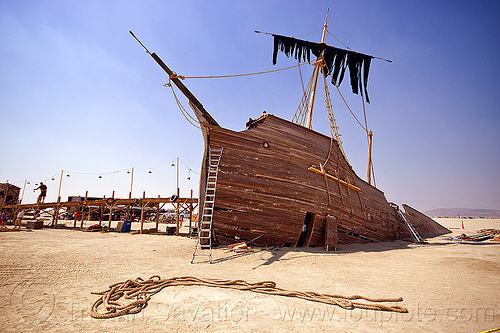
[390,203,424,243]
[191,147,224,264]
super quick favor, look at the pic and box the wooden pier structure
[0,191,198,235]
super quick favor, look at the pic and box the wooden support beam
[155,197,160,232]
[334,169,344,206]
[0,193,198,234]
[140,191,145,234]
[325,215,338,251]
[108,191,115,229]
[99,195,105,227]
[319,164,332,206]
[81,191,88,229]
[189,189,194,238]
[175,202,180,236]
[308,166,361,192]
[367,130,373,185]
[306,214,317,247]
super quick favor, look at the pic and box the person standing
[0,211,8,229]
[73,210,81,228]
[15,209,24,229]
[34,182,47,203]
[0,211,5,229]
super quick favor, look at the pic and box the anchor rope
[90,275,408,319]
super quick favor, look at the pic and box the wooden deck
[0,195,198,235]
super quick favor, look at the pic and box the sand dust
[0,218,499,332]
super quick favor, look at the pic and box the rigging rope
[163,42,376,183]
[90,275,408,319]
[331,76,369,134]
[298,58,306,94]
[292,70,315,125]
[326,29,392,63]
[326,29,352,51]
[164,81,201,129]
[322,73,349,167]
[295,27,324,38]
[178,61,310,80]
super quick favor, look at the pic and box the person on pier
[34,182,47,203]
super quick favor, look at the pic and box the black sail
[273,34,372,103]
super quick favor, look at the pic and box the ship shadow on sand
[210,239,461,266]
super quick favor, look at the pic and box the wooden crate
[26,220,44,229]
[116,221,124,232]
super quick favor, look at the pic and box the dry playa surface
[0,218,499,333]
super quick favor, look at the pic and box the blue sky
[1,1,499,211]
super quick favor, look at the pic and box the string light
[14,158,198,194]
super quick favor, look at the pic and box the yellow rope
[90,275,408,319]
[179,61,310,80]
[330,76,368,133]
[164,81,201,129]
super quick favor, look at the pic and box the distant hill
[425,208,500,218]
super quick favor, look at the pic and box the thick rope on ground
[90,276,408,319]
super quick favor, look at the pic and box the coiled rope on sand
[90,276,408,319]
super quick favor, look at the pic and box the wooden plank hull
[201,115,449,248]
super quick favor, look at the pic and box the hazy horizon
[1,1,499,213]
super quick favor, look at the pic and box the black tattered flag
[273,34,372,103]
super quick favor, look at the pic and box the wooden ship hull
[130,23,450,250]
[199,115,449,248]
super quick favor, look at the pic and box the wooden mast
[305,11,329,129]
[366,130,373,185]
[129,31,219,127]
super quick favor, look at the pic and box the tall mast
[305,11,329,129]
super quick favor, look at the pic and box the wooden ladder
[191,147,224,264]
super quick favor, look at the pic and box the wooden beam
[155,198,160,232]
[308,166,361,192]
[108,191,115,229]
[140,191,145,234]
[305,214,317,247]
[325,215,338,251]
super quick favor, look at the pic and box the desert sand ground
[0,218,499,333]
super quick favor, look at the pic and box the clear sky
[1,0,499,212]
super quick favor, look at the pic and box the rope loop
[169,72,185,80]
[90,275,408,319]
